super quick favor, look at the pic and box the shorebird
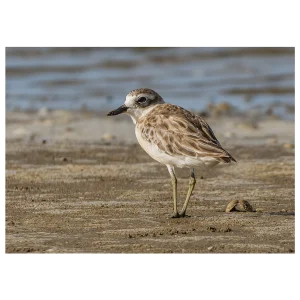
[107,88,236,218]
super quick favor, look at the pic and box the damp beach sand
[5,110,295,253]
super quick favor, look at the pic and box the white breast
[135,127,219,169]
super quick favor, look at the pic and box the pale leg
[180,168,196,217]
[167,165,179,218]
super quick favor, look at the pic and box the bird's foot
[179,212,191,218]
[171,212,191,218]
[171,212,180,218]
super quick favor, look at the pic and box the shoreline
[6,109,295,144]
[5,110,295,253]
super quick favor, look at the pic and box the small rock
[283,143,294,149]
[255,208,264,212]
[102,133,116,141]
[207,246,214,251]
[226,200,253,212]
[280,209,288,213]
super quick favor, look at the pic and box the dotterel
[108,88,236,218]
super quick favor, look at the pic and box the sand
[5,110,295,253]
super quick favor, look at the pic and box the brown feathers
[137,104,236,163]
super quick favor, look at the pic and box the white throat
[126,105,158,124]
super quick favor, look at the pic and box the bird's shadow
[268,211,295,216]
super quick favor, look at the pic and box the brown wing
[138,104,236,163]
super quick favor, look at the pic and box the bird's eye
[137,97,147,103]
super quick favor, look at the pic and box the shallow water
[6,47,295,119]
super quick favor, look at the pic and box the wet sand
[5,111,295,253]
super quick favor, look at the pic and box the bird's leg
[180,168,196,217]
[167,165,179,218]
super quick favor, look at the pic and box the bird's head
[107,88,165,123]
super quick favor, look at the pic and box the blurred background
[6,47,295,120]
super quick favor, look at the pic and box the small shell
[283,143,294,149]
[225,200,253,212]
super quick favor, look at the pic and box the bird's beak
[107,104,128,116]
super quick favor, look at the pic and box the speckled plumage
[137,103,235,165]
[108,88,236,217]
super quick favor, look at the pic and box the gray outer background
[0,40,296,255]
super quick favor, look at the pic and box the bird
[107,88,236,218]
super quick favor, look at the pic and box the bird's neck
[127,104,160,124]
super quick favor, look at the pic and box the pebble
[207,246,214,251]
[102,133,116,141]
[283,143,294,149]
